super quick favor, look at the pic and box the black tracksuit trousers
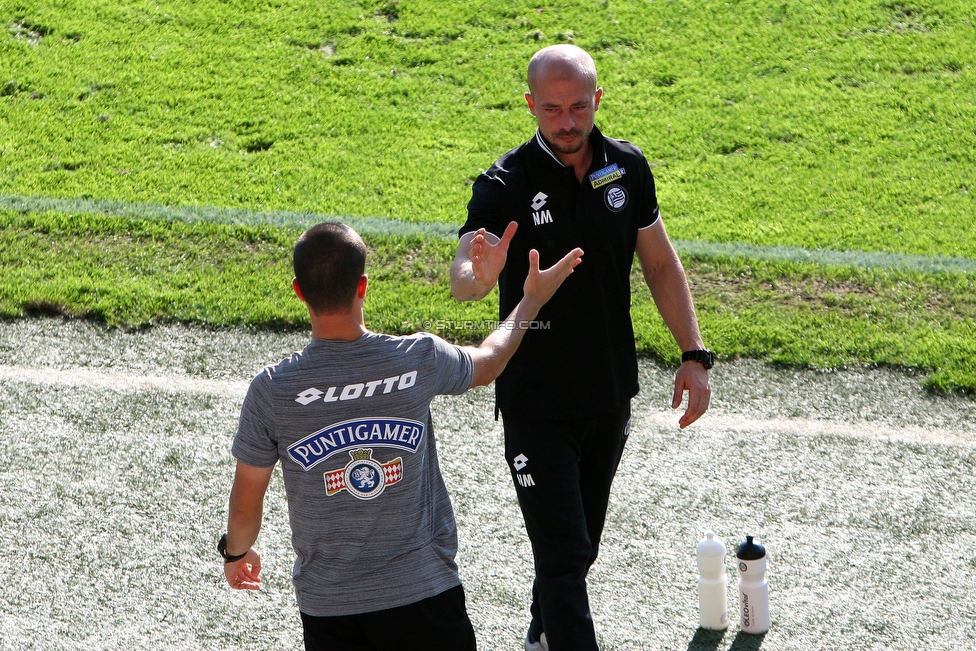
[503,401,631,651]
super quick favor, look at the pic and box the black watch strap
[681,349,715,370]
[218,533,248,563]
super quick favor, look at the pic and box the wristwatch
[217,533,248,563]
[681,349,715,370]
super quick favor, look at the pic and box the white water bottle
[736,535,770,634]
[696,531,729,630]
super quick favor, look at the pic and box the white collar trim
[534,130,566,167]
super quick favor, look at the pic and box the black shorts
[300,584,476,651]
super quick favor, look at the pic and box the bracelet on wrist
[217,533,248,563]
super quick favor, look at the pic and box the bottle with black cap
[736,534,770,634]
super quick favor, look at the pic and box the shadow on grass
[729,631,766,651]
[685,628,767,651]
[685,628,726,651]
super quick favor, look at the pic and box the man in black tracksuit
[451,45,712,651]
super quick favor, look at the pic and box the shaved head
[524,45,602,159]
[527,45,598,96]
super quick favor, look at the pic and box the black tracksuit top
[461,126,661,421]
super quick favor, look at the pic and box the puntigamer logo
[288,417,425,471]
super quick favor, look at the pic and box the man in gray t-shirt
[219,222,582,651]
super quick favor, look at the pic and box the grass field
[2,0,975,389]
[2,3,976,644]
[3,208,975,392]
[2,319,975,650]
[3,0,974,255]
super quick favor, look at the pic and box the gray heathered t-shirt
[232,331,474,617]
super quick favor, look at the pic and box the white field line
[4,193,976,273]
[0,364,249,399]
[639,411,976,448]
[3,363,973,448]
[0,193,458,239]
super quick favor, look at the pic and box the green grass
[2,0,975,390]
[3,210,974,392]
[0,209,486,328]
[2,0,975,254]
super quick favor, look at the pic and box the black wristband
[681,349,715,370]
[217,533,248,563]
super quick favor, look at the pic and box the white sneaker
[524,630,549,651]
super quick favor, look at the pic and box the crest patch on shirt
[604,184,629,212]
[589,163,626,189]
[324,448,403,500]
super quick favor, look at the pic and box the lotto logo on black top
[604,184,628,212]
[531,191,553,226]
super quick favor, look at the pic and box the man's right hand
[470,221,518,286]
[451,221,518,301]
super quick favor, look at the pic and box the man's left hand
[672,362,711,428]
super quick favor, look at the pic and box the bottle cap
[736,535,766,560]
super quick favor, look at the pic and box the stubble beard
[544,127,589,155]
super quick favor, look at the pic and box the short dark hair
[293,222,367,314]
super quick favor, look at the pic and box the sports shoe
[524,629,548,651]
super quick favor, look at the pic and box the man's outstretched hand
[522,246,584,309]
[466,245,583,388]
